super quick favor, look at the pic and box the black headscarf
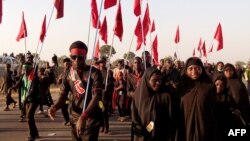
[223,63,237,79]
[133,67,162,127]
[132,67,174,141]
[177,57,211,96]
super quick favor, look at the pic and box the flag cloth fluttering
[39,15,46,43]
[152,35,158,65]
[54,0,64,19]
[113,1,123,41]
[104,0,117,10]
[142,3,151,42]
[197,38,202,51]
[16,12,27,42]
[0,0,2,24]
[150,20,155,33]
[134,0,141,17]
[214,23,223,51]
[202,41,207,57]
[99,16,108,44]
[174,25,180,44]
[94,40,100,58]
[135,17,143,51]
[192,48,195,56]
[91,0,101,28]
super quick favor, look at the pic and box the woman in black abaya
[175,57,221,141]
[131,67,176,141]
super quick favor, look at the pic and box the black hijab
[177,57,211,96]
[133,67,163,127]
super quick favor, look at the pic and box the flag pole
[82,0,104,113]
[87,13,92,47]
[140,1,147,70]
[207,39,214,63]
[24,32,27,55]
[124,34,134,63]
[104,34,115,91]
[35,6,55,65]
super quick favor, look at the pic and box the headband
[70,48,87,56]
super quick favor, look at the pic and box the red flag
[134,0,141,17]
[28,69,34,81]
[94,40,100,58]
[142,3,151,41]
[16,12,27,42]
[192,48,195,56]
[0,0,2,24]
[104,0,117,10]
[197,38,202,51]
[134,17,143,51]
[113,1,123,41]
[214,23,223,51]
[54,0,64,19]
[150,20,155,33]
[174,25,180,44]
[91,0,100,28]
[152,35,158,65]
[208,45,213,53]
[39,15,46,43]
[202,41,207,57]
[99,16,108,44]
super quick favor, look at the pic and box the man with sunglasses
[48,41,103,141]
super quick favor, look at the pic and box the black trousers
[26,102,39,137]
[70,118,101,141]
[61,103,70,122]
[6,92,16,105]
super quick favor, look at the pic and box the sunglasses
[70,55,84,60]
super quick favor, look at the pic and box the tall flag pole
[149,20,155,66]
[34,15,46,63]
[0,0,2,24]
[214,23,223,51]
[124,35,135,63]
[105,0,123,90]
[16,12,28,54]
[141,2,151,70]
[83,0,104,113]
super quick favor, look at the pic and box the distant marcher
[223,63,250,129]
[57,57,71,126]
[12,62,40,141]
[244,63,250,97]
[1,63,17,111]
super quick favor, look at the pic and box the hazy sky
[0,0,250,64]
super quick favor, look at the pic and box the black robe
[131,67,175,141]
[175,57,221,141]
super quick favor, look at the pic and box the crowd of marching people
[1,40,250,141]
